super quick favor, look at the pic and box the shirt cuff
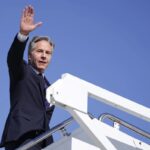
[17,32,29,42]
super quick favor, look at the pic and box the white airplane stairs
[17,73,150,150]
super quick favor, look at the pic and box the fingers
[21,5,35,25]
[22,5,34,18]
[20,5,42,34]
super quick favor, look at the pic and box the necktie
[38,73,50,110]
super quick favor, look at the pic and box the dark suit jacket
[0,35,55,147]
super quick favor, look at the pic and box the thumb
[34,22,43,28]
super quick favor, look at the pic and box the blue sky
[0,0,150,148]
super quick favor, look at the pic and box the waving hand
[20,5,42,35]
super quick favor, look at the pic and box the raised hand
[20,5,43,35]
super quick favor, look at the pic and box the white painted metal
[46,73,150,150]
[67,108,117,150]
[46,73,150,122]
[44,128,101,150]
[44,126,150,150]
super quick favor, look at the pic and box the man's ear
[28,54,31,62]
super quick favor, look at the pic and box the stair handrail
[16,117,74,150]
[98,113,150,140]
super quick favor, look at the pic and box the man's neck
[29,64,45,77]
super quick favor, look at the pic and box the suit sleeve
[7,34,29,80]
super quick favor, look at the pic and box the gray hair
[28,36,55,55]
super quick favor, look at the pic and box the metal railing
[16,112,150,150]
[98,113,150,140]
[16,117,74,150]
[16,112,94,150]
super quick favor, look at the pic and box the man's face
[29,40,53,73]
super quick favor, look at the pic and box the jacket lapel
[29,65,45,107]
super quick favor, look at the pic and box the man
[0,5,55,150]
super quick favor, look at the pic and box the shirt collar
[30,65,45,77]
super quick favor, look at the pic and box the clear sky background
[0,0,150,148]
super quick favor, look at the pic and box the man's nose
[41,52,46,58]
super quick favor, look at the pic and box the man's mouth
[39,61,47,65]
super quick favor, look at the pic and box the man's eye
[46,51,52,55]
[36,49,43,53]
